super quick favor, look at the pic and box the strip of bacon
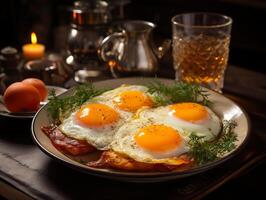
[87,150,191,172]
[41,125,95,156]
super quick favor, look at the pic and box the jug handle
[99,32,125,62]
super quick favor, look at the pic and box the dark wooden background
[0,0,266,74]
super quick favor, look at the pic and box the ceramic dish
[0,86,67,119]
[32,78,250,182]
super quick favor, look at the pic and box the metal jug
[99,20,169,76]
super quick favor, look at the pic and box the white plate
[0,86,67,119]
[32,78,250,182]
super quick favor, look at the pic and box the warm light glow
[23,32,45,60]
[108,60,117,68]
[31,32,37,44]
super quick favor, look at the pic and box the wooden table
[0,65,265,200]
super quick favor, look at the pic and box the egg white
[59,85,154,150]
[111,117,190,165]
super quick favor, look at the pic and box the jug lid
[71,0,112,26]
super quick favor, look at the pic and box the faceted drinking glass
[172,13,232,92]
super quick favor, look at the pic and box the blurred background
[0,0,265,74]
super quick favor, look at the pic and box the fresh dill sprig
[188,120,238,165]
[147,80,211,106]
[47,83,108,121]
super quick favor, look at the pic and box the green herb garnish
[188,120,238,165]
[147,80,211,106]
[47,83,108,121]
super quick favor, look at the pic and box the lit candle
[22,32,45,60]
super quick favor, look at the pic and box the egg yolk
[169,102,208,122]
[76,103,119,127]
[134,125,181,153]
[113,90,153,112]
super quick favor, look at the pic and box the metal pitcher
[99,20,169,76]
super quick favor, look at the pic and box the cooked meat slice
[41,125,95,155]
[87,150,190,172]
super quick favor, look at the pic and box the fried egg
[59,85,154,150]
[112,121,190,165]
[138,102,221,141]
[111,102,221,164]
[94,84,154,113]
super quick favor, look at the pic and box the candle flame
[31,32,37,44]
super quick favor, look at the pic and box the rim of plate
[31,77,251,178]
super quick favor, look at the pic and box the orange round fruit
[3,82,41,112]
[22,78,48,101]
